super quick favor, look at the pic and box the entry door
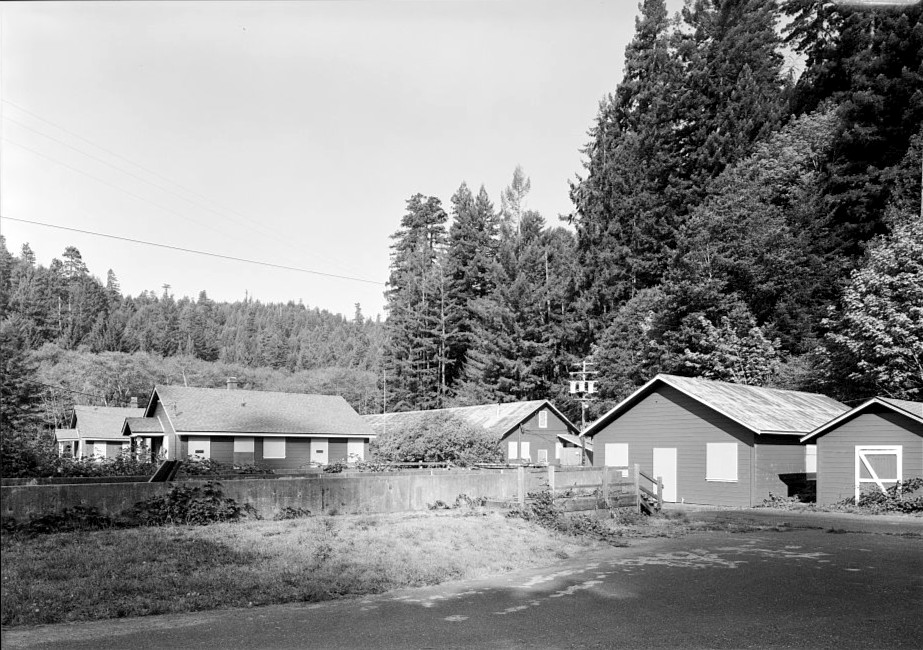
[313,438,329,465]
[653,448,678,502]
[188,437,211,460]
[855,446,901,501]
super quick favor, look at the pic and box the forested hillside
[1,0,921,445]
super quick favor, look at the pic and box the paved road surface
[5,523,921,650]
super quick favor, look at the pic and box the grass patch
[1,510,595,627]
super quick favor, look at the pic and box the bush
[508,491,627,546]
[1,505,116,535]
[854,478,923,513]
[126,481,255,526]
[371,412,504,466]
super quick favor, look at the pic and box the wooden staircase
[637,468,664,514]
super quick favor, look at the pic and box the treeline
[0,241,384,373]
[384,0,923,415]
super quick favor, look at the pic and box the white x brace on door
[855,446,901,502]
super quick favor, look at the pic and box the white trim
[802,397,923,443]
[538,410,548,429]
[855,445,902,501]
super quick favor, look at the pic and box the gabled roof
[54,405,144,442]
[583,374,848,438]
[122,416,165,437]
[143,385,375,436]
[801,397,923,443]
[364,400,578,438]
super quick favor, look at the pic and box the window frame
[705,442,738,482]
[263,437,286,459]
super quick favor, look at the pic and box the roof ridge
[156,384,347,400]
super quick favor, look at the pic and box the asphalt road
[4,526,921,650]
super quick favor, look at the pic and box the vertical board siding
[209,437,234,465]
[329,439,349,462]
[255,437,313,470]
[753,439,808,502]
[589,385,754,507]
[500,410,573,464]
[816,409,923,504]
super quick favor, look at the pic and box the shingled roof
[801,397,923,443]
[364,400,578,439]
[55,405,145,442]
[584,374,848,438]
[142,385,374,436]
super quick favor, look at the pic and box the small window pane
[538,410,548,428]
[234,437,255,453]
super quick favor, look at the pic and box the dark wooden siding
[816,408,923,504]
[210,437,234,465]
[105,442,126,459]
[255,437,313,470]
[329,439,349,462]
[501,408,573,463]
[588,384,755,507]
[753,438,808,501]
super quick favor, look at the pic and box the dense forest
[1,0,921,451]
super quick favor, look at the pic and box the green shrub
[508,491,627,546]
[854,478,923,513]
[370,412,504,467]
[126,481,255,526]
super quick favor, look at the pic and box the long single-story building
[54,404,145,459]
[801,397,923,504]
[364,400,589,465]
[581,374,848,506]
[122,381,376,468]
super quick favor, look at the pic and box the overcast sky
[0,1,682,319]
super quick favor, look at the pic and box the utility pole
[569,359,598,465]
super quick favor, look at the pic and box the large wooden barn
[364,400,587,465]
[581,374,847,506]
[122,381,376,468]
[801,397,923,504]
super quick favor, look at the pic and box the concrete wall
[816,408,923,504]
[1,471,534,522]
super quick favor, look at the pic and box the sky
[0,0,682,319]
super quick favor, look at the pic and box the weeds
[508,491,628,546]
[273,507,311,521]
[127,482,255,526]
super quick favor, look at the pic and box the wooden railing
[637,466,664,513]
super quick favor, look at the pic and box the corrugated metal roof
[55,405,144,442]
[364,400,576,438]
[151,385,375,436]
[802,396,923,443]
[586,374,848,437]
[879,398,923,419]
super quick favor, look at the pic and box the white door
[188,437,210,460]
[313,438,329,465]
[855,446,901,501]
[347,438,365,461]
[653,447,678,502]
[93,442,107,458]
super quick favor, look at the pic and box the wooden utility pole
[569,360,598,465]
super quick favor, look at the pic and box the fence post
[517,466,526,507]
[633,463,641,512]
[657,476,664,510]
[547,464,555,504]
[601,467,610,508]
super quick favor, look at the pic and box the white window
[521,442,531,460]
[508,441,518,459]
[538,410,548,428]
[706,443,738,482]
[263,438,286,459]
[234,437,255,453]
[805,445,817,473]
[605,443,629,467]
[537,449,548,463]
[555,442,562,459]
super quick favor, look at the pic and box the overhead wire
[0,215,384,285]
[1,100,357,274]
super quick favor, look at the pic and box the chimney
[227,377,238,390]
[130,396,138,409]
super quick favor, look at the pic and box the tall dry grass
[1,511,595,627]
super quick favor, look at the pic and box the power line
[1,100,357,275]
[0,215,385,285]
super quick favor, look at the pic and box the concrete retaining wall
[0,471,524,522]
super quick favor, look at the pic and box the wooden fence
[508,464,663,513]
